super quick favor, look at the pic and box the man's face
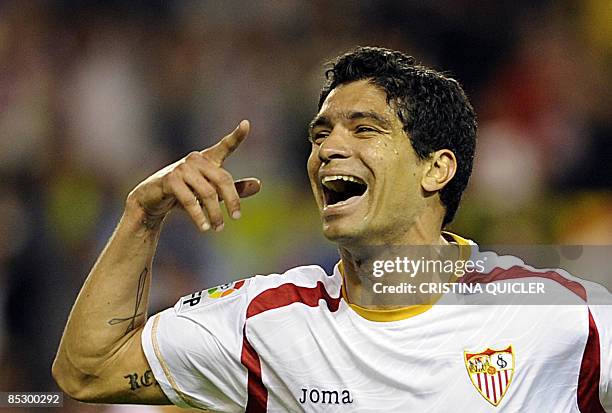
[307,79,429,245]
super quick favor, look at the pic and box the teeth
[321,175,364,186]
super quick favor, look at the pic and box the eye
[355,126,378,134]
[309,131,329,145]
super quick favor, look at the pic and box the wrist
[123,198,166,232]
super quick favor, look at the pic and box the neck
[338,221,458,309]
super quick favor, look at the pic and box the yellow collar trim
[442,230,470,246]
[340,232,471,322]
[442,230,472,262]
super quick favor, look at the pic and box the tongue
[329,189,363,206]
[341,195,361,204]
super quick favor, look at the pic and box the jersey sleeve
[141,279,251,412]
[586,281,612,411]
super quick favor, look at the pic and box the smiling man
[53,47,611,412]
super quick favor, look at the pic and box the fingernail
[214,223,224,232]
[202,222,210,231]
[232,210,241,219]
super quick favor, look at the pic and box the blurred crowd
[0,1,610,411]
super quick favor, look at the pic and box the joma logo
[299,387,353,405]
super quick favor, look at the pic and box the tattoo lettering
[124,373,140,391]
[108,267,148,333]
[124,370,158,391]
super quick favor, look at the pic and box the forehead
[318,79,396,120]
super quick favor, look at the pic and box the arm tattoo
[108,267,148,333]
[124,370,158,391]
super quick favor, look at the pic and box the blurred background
[0,0,610,411]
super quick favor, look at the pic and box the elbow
[52,353,98,402]
[51,358,77,400]
[51,358,72,398]
[51,355,83,401]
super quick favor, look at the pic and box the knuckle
[189,209,204,222]
[200,151,213,162]
[175,162,189,174]
[171,164,186,176]
[181,199,201,209]
[227,198,240,210]
[201,151,222,167]
[200,186,217,199]
[218,170,233,184]
[183,197,198,207]
[208,207,221,218]
[209,212,223,225]
[162,173,178,188]
[185,151,201,162]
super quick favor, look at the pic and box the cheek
[360,138,398,178]
[369,136,397,163]
[306,149,321,188]
[306,148,319,175]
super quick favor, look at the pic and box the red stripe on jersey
[477,373,482,392]
[491,374,497,404]
[241,281,341,412]
[577,310,604,412]
[246,280,341,318]
[241,326,267,413]
[497,371,503,398]
[461,265,587,301]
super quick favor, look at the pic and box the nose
[318,127,352,163]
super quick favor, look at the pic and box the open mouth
[321,175,368,207]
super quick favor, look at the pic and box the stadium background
[0,1,610,411]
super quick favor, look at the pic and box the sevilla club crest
[464,345,514,406]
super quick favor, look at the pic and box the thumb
[233,178,261,199]
[215,178,262,201]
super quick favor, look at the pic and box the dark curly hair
[318,46,477,227]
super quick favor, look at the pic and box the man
[53,47,611,411]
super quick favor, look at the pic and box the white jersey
[141,234,612,412]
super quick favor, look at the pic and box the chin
[321,219,366,244]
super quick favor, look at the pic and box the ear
[421,149,457,192]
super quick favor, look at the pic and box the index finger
[204,120,250,166]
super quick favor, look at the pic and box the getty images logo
[299,387,354,405]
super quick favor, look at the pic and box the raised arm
[52,121,261,404]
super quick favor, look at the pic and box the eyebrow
[308,111,392,132]
[347,111,392,129]
[308,115,332,132]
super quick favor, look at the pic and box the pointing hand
[128,120,261,231]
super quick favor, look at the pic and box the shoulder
[249,264,338,294]
[172,264,340,316]
[465,251,605,301]
[461,248,611,304]
[244,265,342,319]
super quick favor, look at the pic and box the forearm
[54,200,162,378]
[52,122,258,403]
